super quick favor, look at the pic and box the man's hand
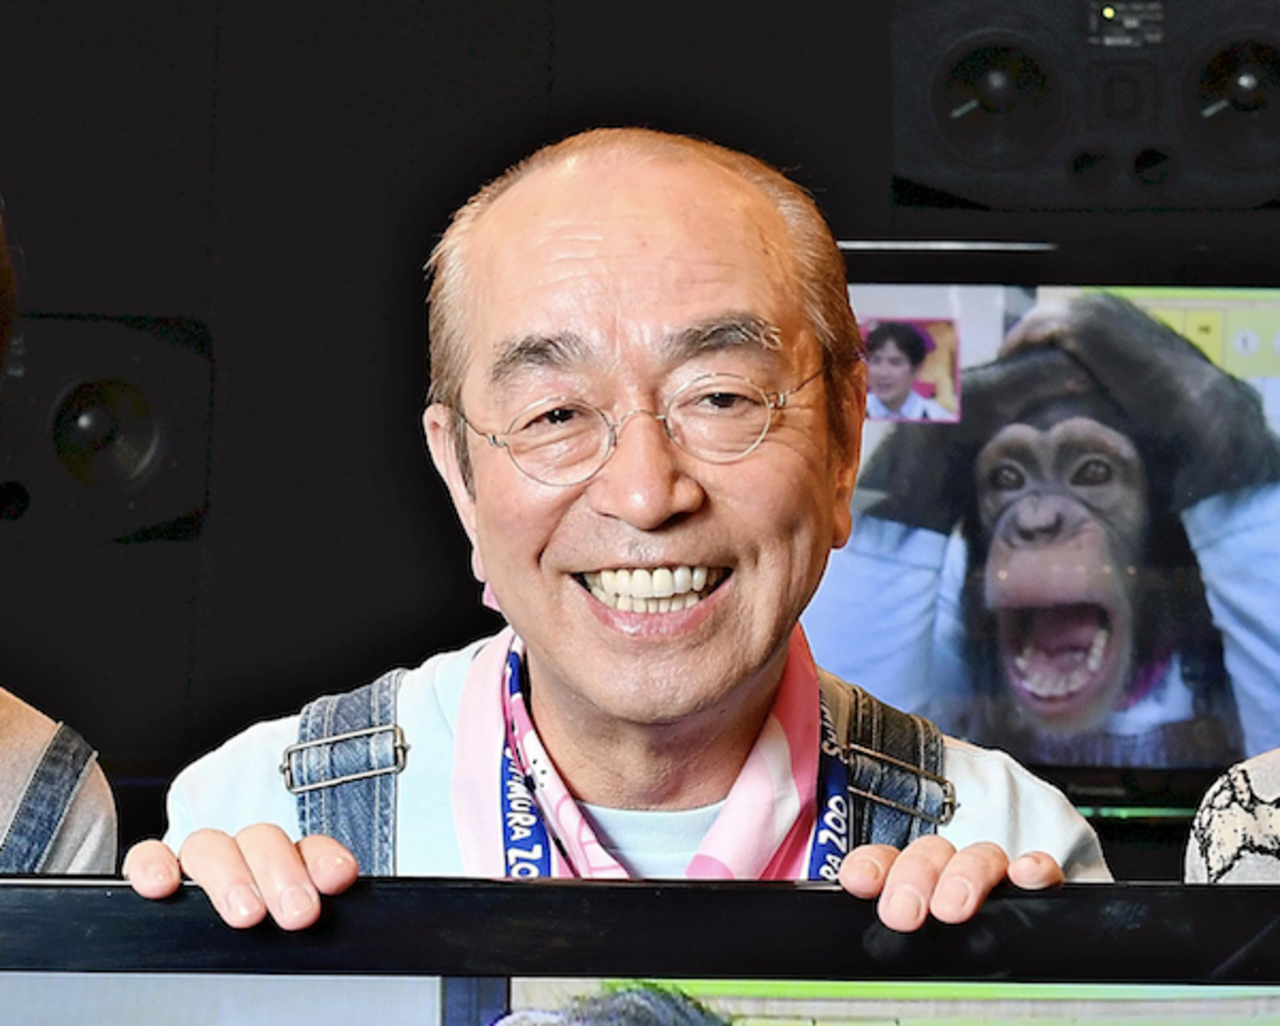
[122,827,360,930]
[837,835,1065,932]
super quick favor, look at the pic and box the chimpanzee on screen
[806,293,1280,768]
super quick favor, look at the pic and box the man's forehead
[471,149,788,268]
[457,150,803,376]
[476,154,788,285]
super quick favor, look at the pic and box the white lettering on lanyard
[815,791,849,882]
[506,843,545,877]
[504,775,538,842]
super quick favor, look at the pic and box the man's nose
[586,408,704,529]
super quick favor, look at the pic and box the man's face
[868,341,916,412]
[425,154,860,753]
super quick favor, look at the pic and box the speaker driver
[0,315,211,542]
[1187,37,1280,169]
[932,40,1063,168]
[51,378,163,491]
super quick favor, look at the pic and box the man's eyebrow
[664,313,784,361]
[486,314,783,387]
[488,331,595,387]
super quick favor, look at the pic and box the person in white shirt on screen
[865,321,954,422]
[124,127,1108,932]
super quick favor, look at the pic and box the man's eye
[540,406,580,426]
[689,389,761,415]
[1071,457,1113,486]
[514,403,589,435]
[989,465,1025,491]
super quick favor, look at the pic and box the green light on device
[1076,806,1194,820]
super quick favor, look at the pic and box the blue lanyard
[500,652,556,877]
[498,651,850,880]
[807,690,852,882]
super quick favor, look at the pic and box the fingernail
[936,876,973,913]
[226,884,262,921]
[279,884,317,920]
[885,886,924,925]
[848,856,882,886]
[318,851,357,876]
[146,861,175,888]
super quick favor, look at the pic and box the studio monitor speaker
[0,315,212,542]
[891,0,1280,209]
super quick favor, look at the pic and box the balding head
[425,128,864,484]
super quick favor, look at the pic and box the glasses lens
[504,398,612,485]
[667,374,771,463]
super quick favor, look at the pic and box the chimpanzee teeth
[1022,670,1088,699]
[1086,628,1109,673]
[1017,626,1109,699]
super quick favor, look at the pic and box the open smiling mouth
[579,566,727,614]
[1000,602,1115,709]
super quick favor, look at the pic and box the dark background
[1,0,1277,873]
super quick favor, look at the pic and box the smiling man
[125,128,1108,930]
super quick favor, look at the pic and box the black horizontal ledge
[2,878,1279,983]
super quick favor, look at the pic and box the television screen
[508,977,1280,1026]
[804,263,1280,824]
[9,970,1280,1026]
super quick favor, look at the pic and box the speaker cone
[932,42,1063,168]
[51,378,163,491]
[0,316,211,541]
[1188,37,1280,169]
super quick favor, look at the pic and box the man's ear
[423,403,487,583]
[831,360,866,549]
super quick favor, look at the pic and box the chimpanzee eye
[988,465,1025,491]
[1071,457,1113,486]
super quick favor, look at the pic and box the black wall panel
[547,0,893,241]
[185,1,553,756]
[0,3,218,316]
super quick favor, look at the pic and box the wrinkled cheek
[470,505,524,597]
[470,490,574,624]
[770,512,830,612]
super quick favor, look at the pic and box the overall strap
[818,670,955,848]
[280,670,409,876]
[0,723,96,873]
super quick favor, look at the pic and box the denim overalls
[278,668,953,876]
[0,723,96,873]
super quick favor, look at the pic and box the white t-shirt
[866,390,956,422]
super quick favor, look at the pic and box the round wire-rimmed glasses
[460,367,824,487]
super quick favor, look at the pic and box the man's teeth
[1014,627,1109,700]
[582,566,722,613]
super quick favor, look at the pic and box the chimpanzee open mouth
[1000,603,1115,707]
